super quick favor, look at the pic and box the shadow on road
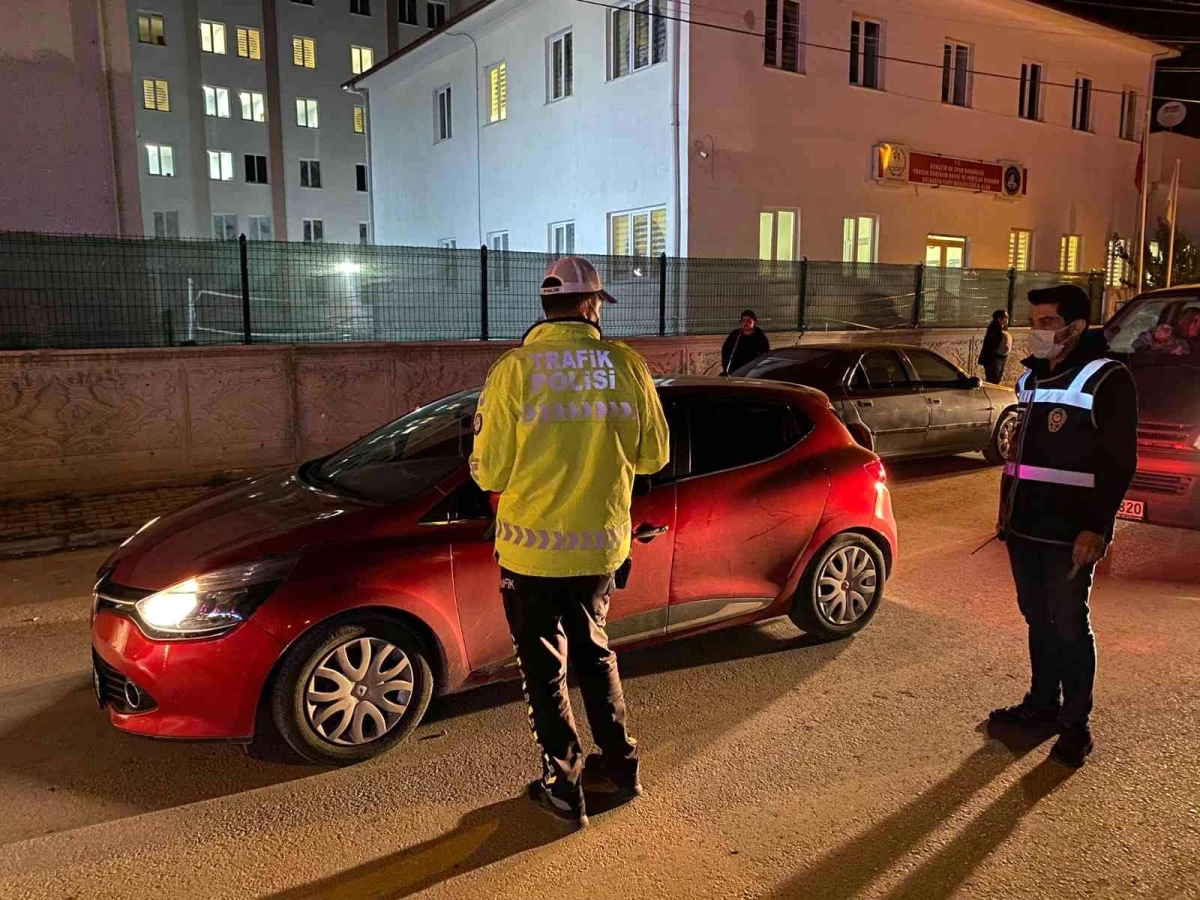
[764,722,1067,900]
[261,795,569,900]
[886,455,996,485]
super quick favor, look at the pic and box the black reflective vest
[1001,356,1128,544]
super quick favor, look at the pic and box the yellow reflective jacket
[470,319,670,578]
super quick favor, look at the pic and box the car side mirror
[633,475,652,497]
[964,375,981,389]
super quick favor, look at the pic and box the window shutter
[305,39,316,68]
[355,106,365,133]
[143,80,156,109]
[293,38,303,66]
[156,80,169,111]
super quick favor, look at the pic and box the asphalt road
[0,458,1197,900]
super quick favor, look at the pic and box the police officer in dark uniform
[992,284,1138,768]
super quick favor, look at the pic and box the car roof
[653,374,830,403]
[757,342,925,355]
[1131,284,1200,300]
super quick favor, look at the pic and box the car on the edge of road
[732,343,1019,463]
[91,377,897,766]
[1102,285,1200,530]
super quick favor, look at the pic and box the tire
[983,408,1018,465]
[270,615,435,766]
[789,533,886,641]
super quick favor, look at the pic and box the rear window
[734,350,844,388]
[686,399,811,477]
[1107,294,1200,367]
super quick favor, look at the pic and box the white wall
[365,0,680,256]
[686,0,1159,270]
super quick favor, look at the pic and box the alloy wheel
[305,637,414,746]
[997,413,1018,460]
[815,545,878,627]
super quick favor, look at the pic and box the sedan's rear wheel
[271,617,434,766]
[984,408,1018,465]
[789,534,886,640]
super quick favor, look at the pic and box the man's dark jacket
[722,327,770,374]
[1000,330,1138,544]
[978,320,1007,368]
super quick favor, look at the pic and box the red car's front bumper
[91,608,286,740]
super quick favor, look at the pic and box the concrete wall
[0,327,1017,498]
[686,0,1156,269]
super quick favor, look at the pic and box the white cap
[539,256,618,305]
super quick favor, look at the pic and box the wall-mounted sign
[875,143,1027,198]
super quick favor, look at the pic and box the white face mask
[1028,329,1061,360]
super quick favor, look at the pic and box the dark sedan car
[734,343,1018,462]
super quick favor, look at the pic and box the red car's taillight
[864,460,887,483]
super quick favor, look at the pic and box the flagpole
[1136,91,1154,293]
[1166,158,1181,288]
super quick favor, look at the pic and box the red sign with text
[908,152,1005,193]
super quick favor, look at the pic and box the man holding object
[992,284,1137,768]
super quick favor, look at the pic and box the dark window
[1072,77,1092,131]
[942,42,970,106]
[399,0,418,24]
[300,159,321,188]
[351,0,371,14]
[857,351,911,389]
[1019,62,1042,120]
[687,399,807,478]
[905,350,963,387]
[420,477,493,524]
[850,19,880,88]
[359,222,369,244]
[736,350,845,390]
[427,0,446,27]
[763,0,778,67]
[356,163,368,192]
[245,154,268,183]
[293,0,313,5]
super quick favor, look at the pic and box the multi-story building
[2,0,468,241]
[352,0,1172,273]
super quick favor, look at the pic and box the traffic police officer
[471,256,670,826]
[992,284,1137,767]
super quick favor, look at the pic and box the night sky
[1036,0,1200,136]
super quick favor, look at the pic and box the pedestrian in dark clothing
[721,310,771,375]
[978,309,1012,383]
[992,284,1138,769]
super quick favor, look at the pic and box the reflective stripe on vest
[496,519,631,551]
[1004,462,1096,488]
[521,400,638,424]
[1016,359,1114,411]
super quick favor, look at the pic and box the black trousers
[500,568,638,795]
[983,356,1008,384]
[1006,535,1098,727]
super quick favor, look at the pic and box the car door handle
[856,400,874,408]
[927,397,942,405]
[633,523,670,543]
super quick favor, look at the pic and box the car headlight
[133,553,298,638]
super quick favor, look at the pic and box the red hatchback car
[91,377,897,766]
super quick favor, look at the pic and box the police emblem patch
[1048,408,1067,433]
[473,413,483,434]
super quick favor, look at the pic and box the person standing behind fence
[978,309,1012,384]
[721,310,771,375]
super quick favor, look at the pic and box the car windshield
[1107,294,1200,368]
[312,388,480,503]
[735,349,844,387]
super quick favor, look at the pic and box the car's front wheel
[270,616,434,766]
[984,407,1018,465]
[789,533,886,640]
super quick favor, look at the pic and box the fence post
[1007,267,1017,321]
[797,257,808,332]
[658,252,667,337]
[912,263,925,327]
[480,244,489,341]
[239,233,252,345]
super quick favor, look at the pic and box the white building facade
[356,0,1168,274]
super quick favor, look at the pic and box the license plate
[93,665,106,709]
[1117,499,1145,521]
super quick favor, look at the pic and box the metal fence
[0,231,1105,350]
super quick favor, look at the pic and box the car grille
[1137,421,1197,452]
[93,652,157,714]
[1129,472,1193,496]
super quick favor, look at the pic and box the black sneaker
[988,700,1061,728]
[583,753,642,801]
[526,779,588,828]
[1050,725,1094,768]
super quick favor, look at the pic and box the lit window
[763,0,801,73]
[941,41,971,107]
[1060,235,1082,273]
[300,159,322,188]
[1019,63,1043,121]
[610,0,666,79]
[239,90,266,122]
[138,12,165,46]
[354,106,366,133]
[203,86,231,118]
[207,150,234,181]
[142,78,170,111]
[926,234,966,268]
[200,20,226,54]
[610,207,667,256]
[236,27,262,59]
[249,215,273,240]
[303,218,324,243]
[1106,237,1131,287]
[296,97,319,128]
[1008,229,1032,271]
[550,221,576,255]
[146,143,174,176]
[435,85,452,141]
[759,210,798,262]
[849,18,880,88]
[351,45,374,75]
[1072,77,1093,131]
[487,62,507,123]
[548,30,573,101]
[842,216,877,264]
[293,36,316,68]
